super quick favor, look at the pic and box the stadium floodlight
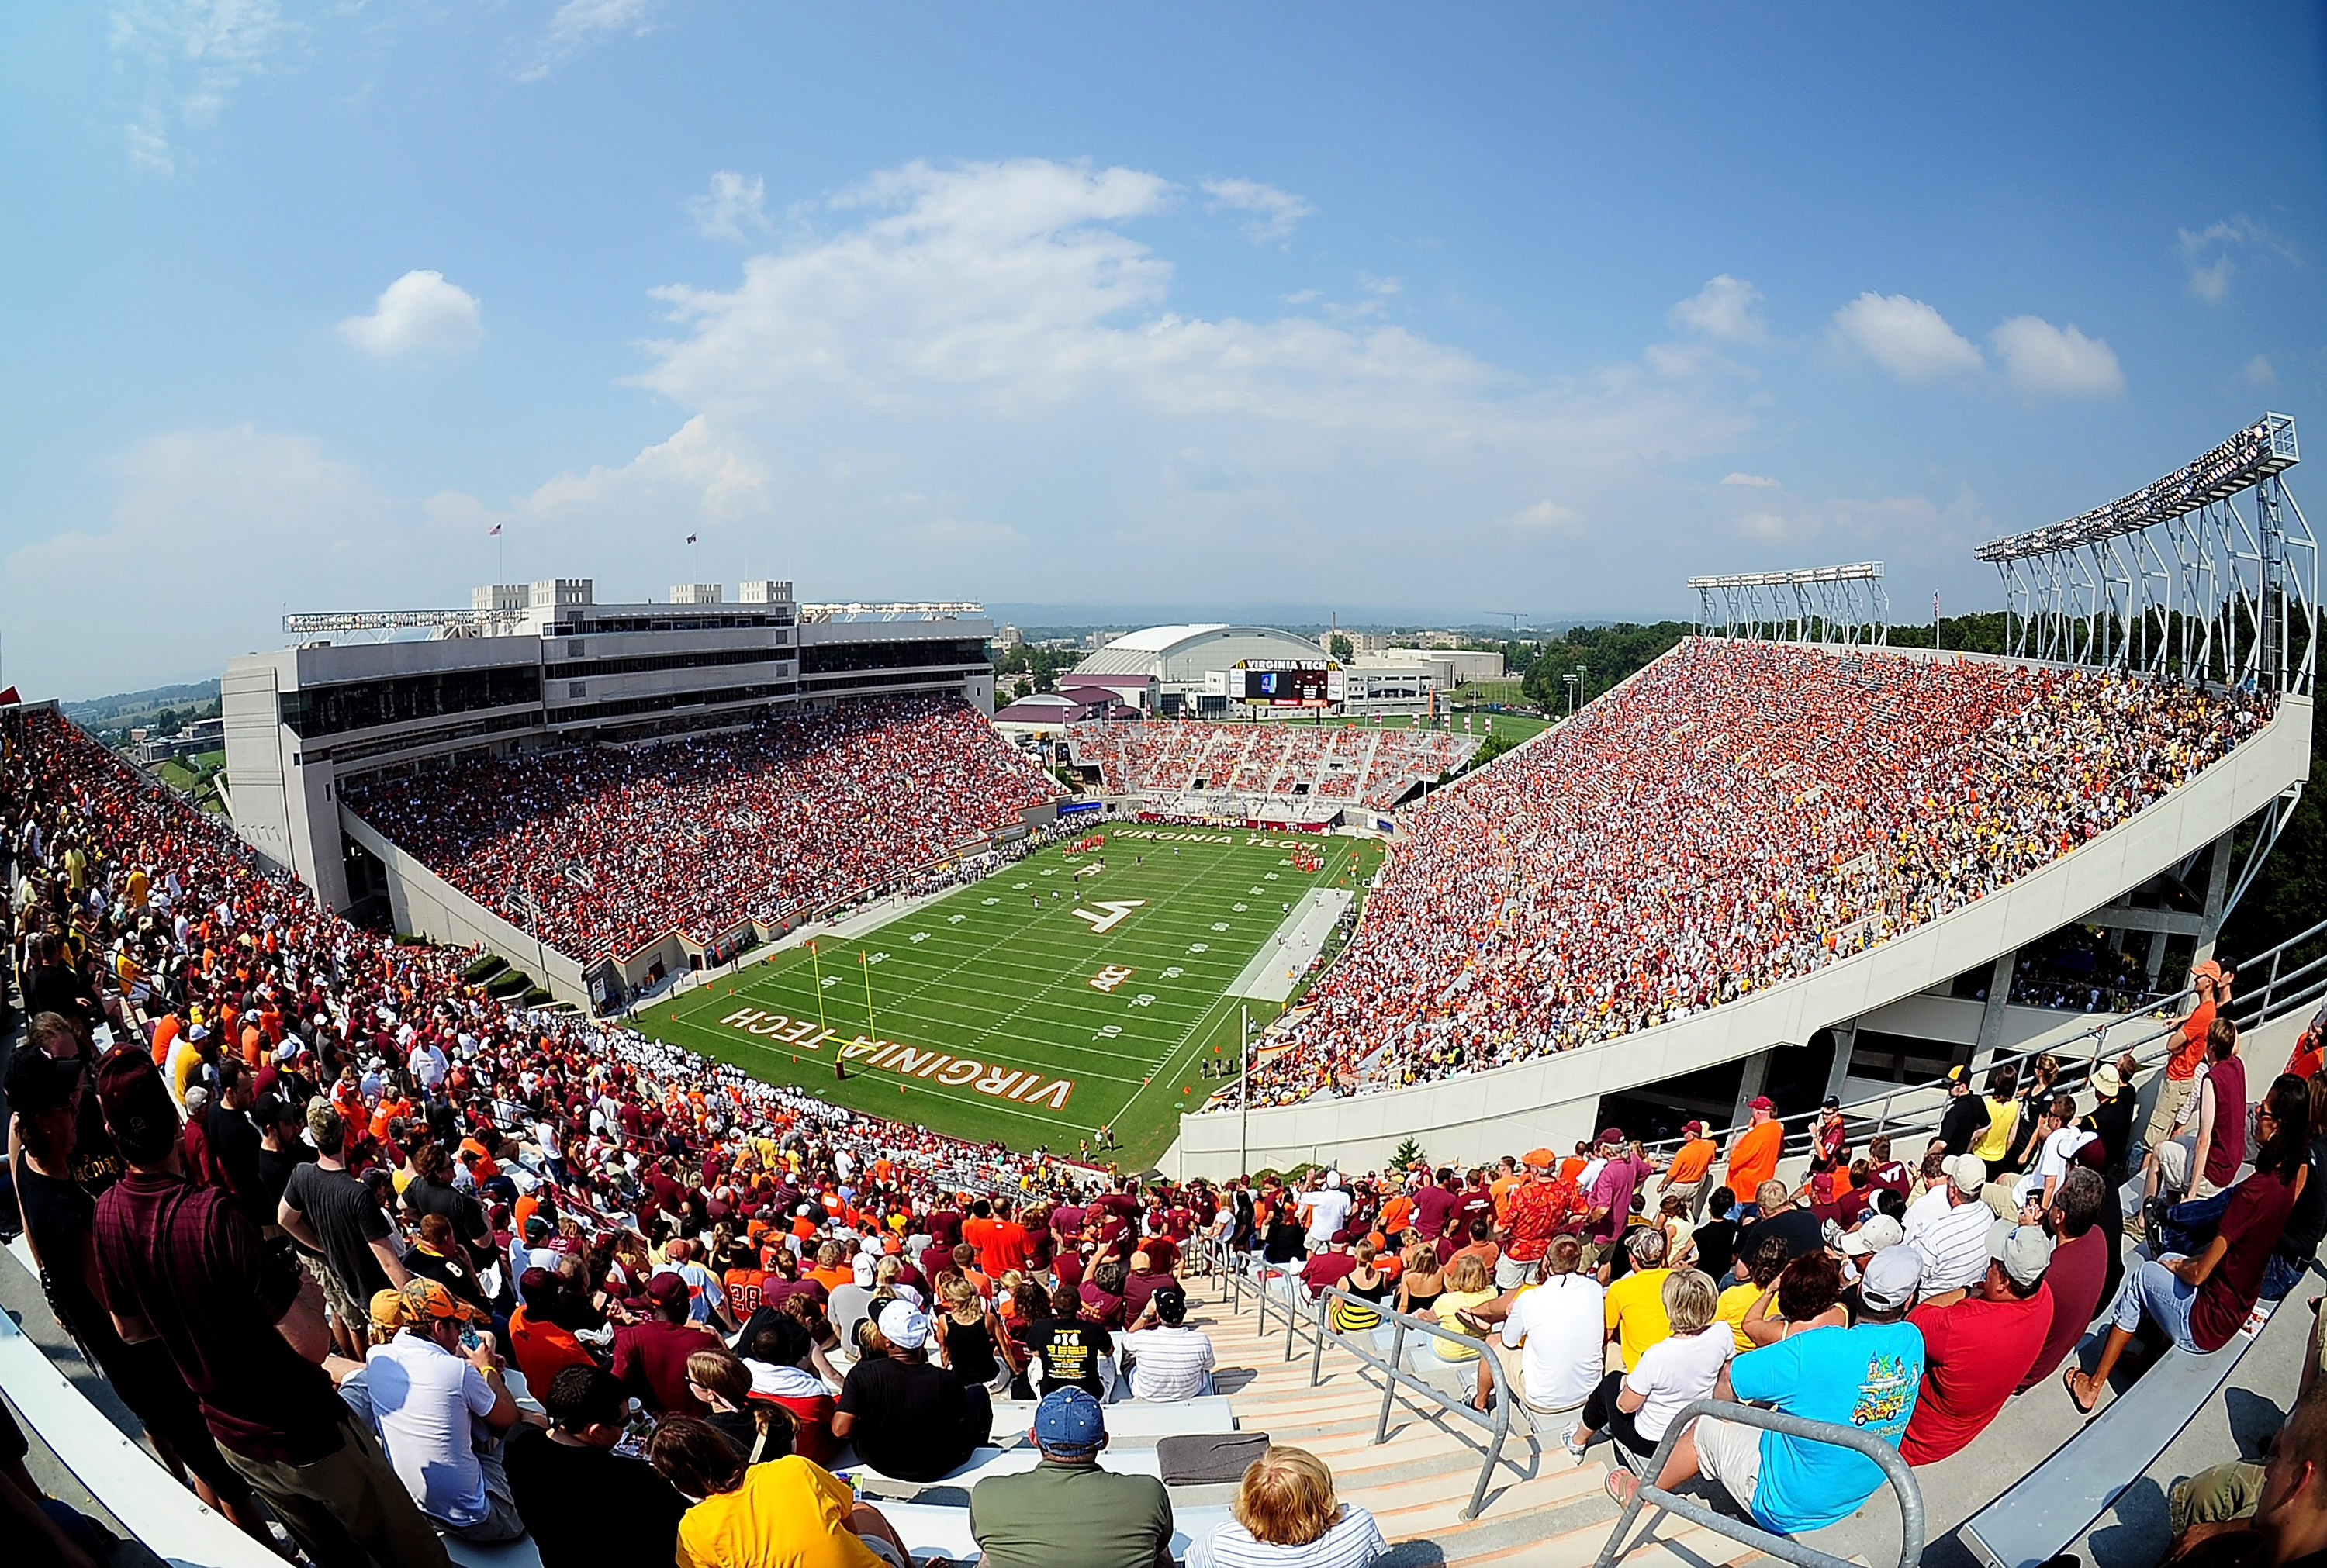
[1976,413,2312,695]
[1688,561,1889,648]
[1976,413,2298,563]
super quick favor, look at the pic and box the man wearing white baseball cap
[832,1300,991,1483]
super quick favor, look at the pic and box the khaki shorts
[2146,1074,2195,1148]
[1691,1415,1762,1509]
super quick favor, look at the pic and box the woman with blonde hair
[1413,1253,1499,1411]
[1562,1269,1731,1465]
[1189,1445,1388,1566]
[935,1275,1020,1394]
[1391,1243,1444,1318]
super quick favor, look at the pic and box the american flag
[487,523,501,537]
[686,532,699,544]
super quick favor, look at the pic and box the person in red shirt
[1900,1227,2056,1464]
[611,1273,716,1417]
[1498,1157,1582,1288]
[509,1268,599,1397]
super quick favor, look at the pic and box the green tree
[1391,1136,1425,1170]
[1329,633,1354,661]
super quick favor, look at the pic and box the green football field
[638,827,1384,1168]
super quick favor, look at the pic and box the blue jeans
[2261,1252,2311,1303]
[2158,1186,2237,1258]
[2111,1256,2201,1352]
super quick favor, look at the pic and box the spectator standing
[1123,1285,1216,1401]
[503,1366,689,1568]
[1898,1228,2055,1465]
[2080,1061,2139,1179]
[1662,1122,1720,1222]
[614,1271,717,1417]
[1692,1188,1743,1287]
[970,1389,1174,1568]
[1188,1445,1388,1568]
[88,1047,452,1568]
[1301,1173,1354,1254]
[2147,962,2226,1150]
[1936,1068,1987,1159]
[365,1277,532,1542]
[1609,1246,1927,1534]
[279,1102,410,1357]
[1724,1098,1783,1200]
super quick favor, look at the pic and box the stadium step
[1184,1290,1748,1568]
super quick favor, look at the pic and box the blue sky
[2,2,2322,697]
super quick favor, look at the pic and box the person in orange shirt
[508,1268,598,1395]
[1380,1190,1416,1242]
[2148,961,2227,1147]
[1661,1121,1721,1221]
[1724,1097,1785,1200]
[148,1010,181,1069]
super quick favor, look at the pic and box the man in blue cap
[967,1387,1173,1568]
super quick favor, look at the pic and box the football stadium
[8,407,2327,1568]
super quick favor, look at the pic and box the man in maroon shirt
[1300,1231,1360,1299]
[613,1271,717,1417]
[88,1047,451,1568]
[2018,1167,2112,1394]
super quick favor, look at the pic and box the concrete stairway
[1185,1286,1768,1568]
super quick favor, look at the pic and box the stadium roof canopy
[1074,623,1329,682]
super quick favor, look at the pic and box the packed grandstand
[342,696,1061,965]
[1067,720,1477,818]
[4,666,2325,1568]
[1238,639,2275,1107]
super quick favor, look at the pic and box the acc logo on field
[1089,965,1136,993]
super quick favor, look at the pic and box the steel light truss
[1688,561,1890,646]
[1977,413,2313,694]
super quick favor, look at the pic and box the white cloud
[2178,216,2298,302]
[1989,316,2125,398]
[519,415,769,523]
[1509,500,1585,537]
[2245,354,2277,386]
[1669,275,1767,344]
[337,271,484,358]
[617,157,1766,605]
[1830,292,1984,383]
[1720,471,1780,488]
[688,171,769,239]
[1200,178,1315,246]
[520,0,667,80]
[109,0,297,171]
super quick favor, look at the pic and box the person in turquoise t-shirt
[1608,1245,1926,1536]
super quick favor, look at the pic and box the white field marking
[1233,903,1248,912]
[910,933,929,943]
[1211,922,1230,931]
[982,896,1000,905]
[1089,964,1136,993]
[1070,900,1146,934]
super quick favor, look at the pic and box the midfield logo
[1070,900,1146,934]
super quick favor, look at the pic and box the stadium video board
[1233,661,1342,707]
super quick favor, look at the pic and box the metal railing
[1216,1262,1527,1521]
[1648,910,2327,1169]
[1594,1400,1925,1568]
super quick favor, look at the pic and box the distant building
[1356,648,1506,686]
[992,623,1024,650]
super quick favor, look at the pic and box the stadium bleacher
[1067,721,1478,820]
[3,662,2321,1568]
[343,695,1060,965]
[1240,639,2274,1106]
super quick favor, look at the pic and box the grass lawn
[638,828,1383,1169]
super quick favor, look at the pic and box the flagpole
[811,940,826,1034]
[1238,1004,1250,1176]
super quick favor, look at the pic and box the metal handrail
[1595,1399,1925,1568]
[1648,910,2327,1166]
[1216,1263,1526,1521]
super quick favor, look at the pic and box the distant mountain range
[61,680,223,728]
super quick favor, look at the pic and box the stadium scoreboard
[1229,659,1343,708]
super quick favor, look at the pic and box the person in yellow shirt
[1969,1065,2021,1166]
[645,1418,910,1568]
[1603,1230,1675,1370]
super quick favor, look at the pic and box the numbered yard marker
[1264,872,1280,880]
[1160,966,1185,979]
[1187,943,1209,954]
[1070,900,1146,934]
[820,976,841,989]
[1211,921,1230,931]
[1249,886,1267,895]
[909,932,929,943]
[948,914,966,924]
[1232,903,1248,912]
[1013,882,1029,889]
[981,897,1000,905]
[1129,993,1155,1007]
[1094,1024,1124,1041]
[866,952,888,965]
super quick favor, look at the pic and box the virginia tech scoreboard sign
[1229,658,1343,708]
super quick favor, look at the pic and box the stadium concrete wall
[1162,692,2315,1180]
[340,809,596,1010]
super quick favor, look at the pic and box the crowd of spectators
[344,696,1059,965]
[1236,641,2272,1105]
[1067,723,1475,817]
